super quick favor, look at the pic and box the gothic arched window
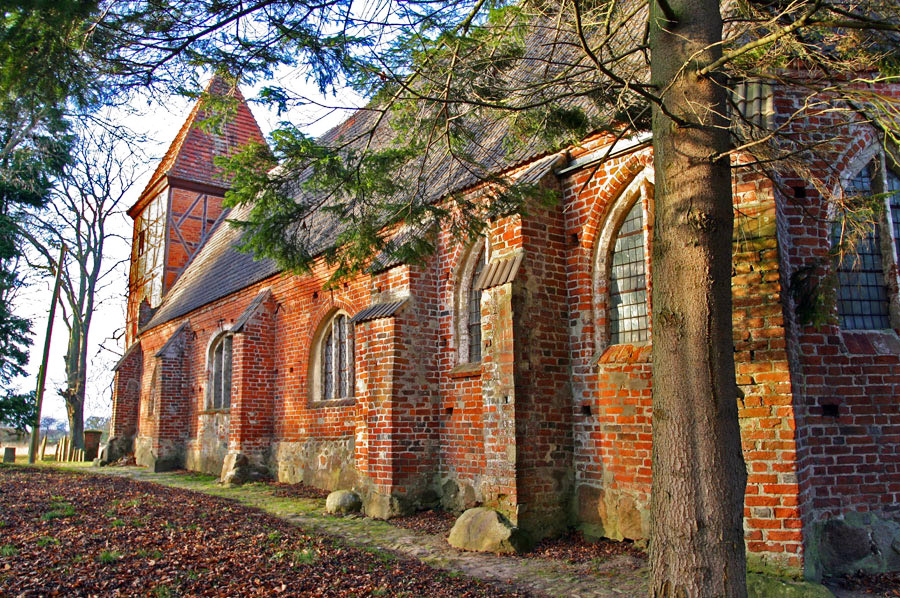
[207,333,233,410]
[608,201,649,344]
[467,249,487,362]
[312,312,354,401]
[832,160,893,330]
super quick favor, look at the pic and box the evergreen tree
[19,1,900,594]
[0,1,104,420]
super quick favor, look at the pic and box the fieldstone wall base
[807,512,900,579]
[363,491,407,520]
[100,436,133,464]
[746,573,833,598]
[220,452,269,486]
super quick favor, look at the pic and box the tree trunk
[648,1,748,597]
[62,311,87,450]
[66,394,84,451]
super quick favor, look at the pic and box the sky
[15,71,359,428]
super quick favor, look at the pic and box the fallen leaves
[388,509,457,536]
[827,570,900,597]
[0,467,528,597]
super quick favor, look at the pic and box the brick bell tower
[125,75,266,343]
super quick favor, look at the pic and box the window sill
[839,329,900,355]
[309,397,356,409]
[593,343,651,365]
[449,362,482,379]
[198,408,231,415]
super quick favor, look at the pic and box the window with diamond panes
[609,201,649,344]
[832,162,891,330]
[467,250,486,362]
[319,314,353,400]
[887,169,900,262]
[208,334,232,410]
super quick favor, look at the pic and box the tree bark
[62,315,87,450]
[648,1,748,596]
[66,393,84,452]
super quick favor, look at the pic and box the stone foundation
[270,438,357,490]
[135,436,184,472]
[574,483,648,542]
[185,412,230,475]
[805,513,900,580]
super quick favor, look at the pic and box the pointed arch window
[832,161,893,330]
[467,249,487,362]
[207,333,233,410]
[312,312,354,402]
[609,201,649,344]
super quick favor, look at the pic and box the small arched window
[207,334,233,410]
[609,201,649,344]
[313,313,354,401]
[147,365,160,416]
[832,161,892,330]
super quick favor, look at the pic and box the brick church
[107,75,900,579]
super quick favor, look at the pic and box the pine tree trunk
[648,0,748,596]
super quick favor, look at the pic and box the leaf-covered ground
[0,466,528,598]
[827,571,900,597]
[387,508,646,565]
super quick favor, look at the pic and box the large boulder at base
[448,507,532,554]
[326,490,362,515]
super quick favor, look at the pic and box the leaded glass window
[467,249,486,362]
[609,201,649,344]
[208,334,232,409]
[319,314,353,400]
[832,162,891,330]
[887,169,900,262]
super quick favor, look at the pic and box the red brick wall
[511,186,574,537]
[115,87,900,572]
[229,292,276,459]
[561,144,804,568]
[771,84,900,575]
[110,346,142,439]
[565,148,656,542]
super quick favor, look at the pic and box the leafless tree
[20,128,146,449]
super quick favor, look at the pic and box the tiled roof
[112,341,141,371]
[141,20,646,332]
[155,321,191,357]
[475,253,523,291]
[350,300,408,324]
[135,74,266,206]
[231,288,273,332]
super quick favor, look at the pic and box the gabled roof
[131,75,266,214]
[140,20,642,333]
